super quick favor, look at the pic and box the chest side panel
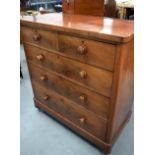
[107,40,134,143]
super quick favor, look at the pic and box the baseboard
[34,98,112,153]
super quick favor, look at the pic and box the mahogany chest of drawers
[21,13,134,154]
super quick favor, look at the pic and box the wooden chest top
[20,13,134,44]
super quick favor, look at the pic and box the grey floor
[20,45,134,155]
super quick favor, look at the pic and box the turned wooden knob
[79,117,85,124]
[36,55,44,61]
[40,75,47,81]
[77,44,87,55]
[43,95,49,101]
[79,94,87,102]
[33,33,41,41]
[79,70,87,78]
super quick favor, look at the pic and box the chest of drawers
[21,13,134,154]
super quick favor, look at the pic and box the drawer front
[58,34,115,71]
[29,64,110,119]
[21,26,58,50]
[25,45,113,97]
[32,82,107,140]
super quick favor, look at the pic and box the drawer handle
[36,55,44,61]
[77,44,87,55]
[79,70,87,79]
[43,95,49,101]
[33,33,41,41]
[79,94,87,102]
[79,117,86,124]
[40,75,47,81]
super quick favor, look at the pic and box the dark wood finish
[21,26,58,50]
[24,44,113,97]
[105,0,116,18]
[29,64,110,119]
[106,39,134,143]
[22,27,116,71]
[20,30,23,44]
[34,98,110,150]
[62,0,104,16]
[32,82,107,140]
[21,13,134,154]
[20,13,134,44]
[58,34,116,71]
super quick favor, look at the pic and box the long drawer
[21,26,58,50]
[29,64,110,119]
[32,82,107,140]
[58,34,116,71]
[25,44,113,97]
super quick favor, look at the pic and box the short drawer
[58,34,116,71]
[21,26,58,50]
[29,64,110,119]
[25,45,113,97]
[32,82,107,140]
